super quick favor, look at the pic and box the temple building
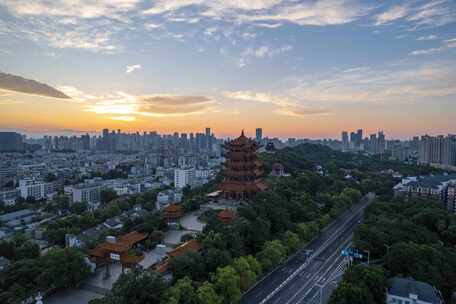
[219,131,266,200]
[163,203,184,224]
[218,209,235,224]
[88,231,147,275]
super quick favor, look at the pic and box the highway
[241,193,375,304]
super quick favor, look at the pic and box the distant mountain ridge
[0,72,70,99]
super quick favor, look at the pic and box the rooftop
[388,277,442,303]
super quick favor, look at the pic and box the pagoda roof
[120,253,144,265]
[89,231,148,256]
[218,209,235,223]
[164,203,183,213]
[226,131,257,147]
[168,239,202,258]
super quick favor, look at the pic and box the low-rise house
[0,209,37,228]
[270,163,286,177]
[103,216,124,230]
[387,277,443,304]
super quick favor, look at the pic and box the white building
[65,183,101,209]
[18,178,57,200]
[387,277,443,304]
[174,167,195,189]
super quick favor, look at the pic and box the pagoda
[219,131,266,200]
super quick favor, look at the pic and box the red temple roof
[218,209,235,224]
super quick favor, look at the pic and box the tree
[329,281,373,304]
[0,241,16,260]
[100,189,119,205]
[40,248,90,289]
[169,252,206,282]
[256,240,287,271]
[196,281,222,304]
[283,231,300,254]
[340,265,386,304]
[16,241,40,260]
[162,277,197,304]
[213,265,241,304]
[232,256,261,291]
[108,269,165,304]
[70,201,88,214]
[296,221,319,242]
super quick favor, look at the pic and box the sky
[0,0,455,139]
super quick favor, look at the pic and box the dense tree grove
[329,265,386,304]
[0,247,90,303]
[331,198,456,303]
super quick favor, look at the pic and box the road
[241,193,375,304]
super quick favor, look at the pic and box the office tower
[350,132,356,146]
[205,128,212,150]
[256,128,263,142]
[369,133,377,154]
[378,131,386,153]
[341,131,349,149]
[356,129,363,146]
[0,132,24,151]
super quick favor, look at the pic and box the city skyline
[1,0,456,138]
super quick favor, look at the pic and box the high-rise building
[350,132,356,146]
[341,131,349,149]
[205,128,212,150]
[378,131,386,153]
[356,129,363,146]
[256,128,263,142]
[0,132,23,151]
[419,135,456,166]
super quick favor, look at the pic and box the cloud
[373,5,408,25]
[373,1,456,28]
[0,100,24,105]
[144,22,162,30]
[237,45,292,67]
[110,116,137,121]
[417,34,438,41]
[283,61,456,106]
[137,95,215,116]
[126,64,141,73]
[254,23,282,28]
[0,72,70,99]
[223,90,329,117]
[275,106,330,117]
[0,1,138,52]
[143,0,372,27]
[409,37,456,56]
[406,0,456,28]
[2,0,140,19]
[59,86,216,119]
